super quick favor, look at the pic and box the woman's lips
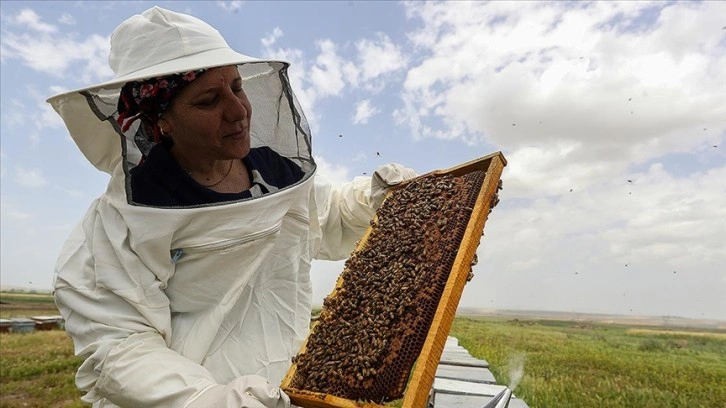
[225,128,246,138]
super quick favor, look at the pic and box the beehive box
[32,315,64,331]
[0,319,13,333]
[11,318,36,334]
[281,152,506,408]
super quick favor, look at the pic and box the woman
[122,64,307,206]
[47,7,414,408]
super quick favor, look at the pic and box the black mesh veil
[80,61,315,206]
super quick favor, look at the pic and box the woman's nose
[223,90,249,122]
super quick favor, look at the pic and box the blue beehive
[11,318,36,333]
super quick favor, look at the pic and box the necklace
[189,160,234,188]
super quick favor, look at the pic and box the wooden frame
[281,152,507,408]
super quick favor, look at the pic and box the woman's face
[158,65,252,161]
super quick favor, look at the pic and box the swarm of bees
[289,170,493,402]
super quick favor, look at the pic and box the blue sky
[1,1,725,321]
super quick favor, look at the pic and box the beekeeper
[48,6,415,408]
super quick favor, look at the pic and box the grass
[1,308,60,320]
[0,331,87,407]
[1,292,86,407]
[2,292,725,407]
[450,317,726,408]
[0,292,57,304]
[1,291,59,319]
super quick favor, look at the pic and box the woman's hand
[370,163,418,207]
[183,375,290,408]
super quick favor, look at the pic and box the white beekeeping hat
[47,7,314,181]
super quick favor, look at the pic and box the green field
[451,317,726,408]
[2,293,725,407]
[0,331,86,407]
[0,291,59,320]
[0,292,57,304]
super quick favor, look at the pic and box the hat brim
[47,47,289,103]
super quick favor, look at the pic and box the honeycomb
[287,169,492,403]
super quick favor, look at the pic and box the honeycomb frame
[280,152,507,408]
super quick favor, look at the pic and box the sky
[1,1,725,321]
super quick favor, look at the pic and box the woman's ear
[157,116,172,136]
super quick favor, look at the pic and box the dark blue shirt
[130,141,304,207]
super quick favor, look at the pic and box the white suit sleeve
[312,175,376,260]
[312,163,417,261]
[53,202,286,407]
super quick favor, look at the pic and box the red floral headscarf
[117,69,207,142]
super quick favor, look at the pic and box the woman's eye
[197,97,217,106]
[232,87,244,94]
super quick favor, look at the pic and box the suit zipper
[170,222,282,264]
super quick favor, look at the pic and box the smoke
[506,352,526,391]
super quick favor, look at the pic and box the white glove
[183,375,291,408]
[371,163,417,207]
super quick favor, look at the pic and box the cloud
[260,31,355,132]
[259,26,410,133]
[356,33,407,83]
[507,163,725,267]
[328,32,408,93]
[260,28,321,131]
[35,91,65,131]
[0,199,34,221]
[602,164,726,266]
[313,155,352,186]
[309,39,347,98]
[217,1,244,13]
[52,185,85,199]
[2,87,67,146]
[1,8,112,83]
[0,99,27,129]
[13,9,57,33]
[260,26,411,129]
[13,167,48,188]
[58,13,75,25]
[352,99,380,124]
[464,162,726,318]
[397,1,726,197]
[261,27,283,48]
[298,32,407,98]
[27,86,65,131]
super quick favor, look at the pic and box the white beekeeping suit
[47,7,415,408]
